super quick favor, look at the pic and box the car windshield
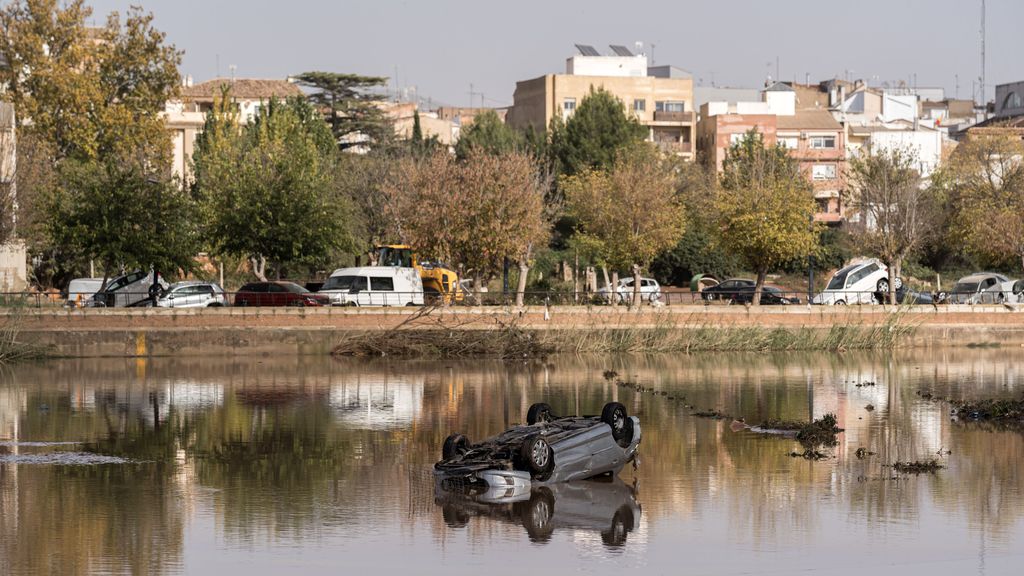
[764,287,781,294]
[322,276,357,291]
[953,282,979,294]
[827,265,859,290]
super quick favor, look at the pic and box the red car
[234,281,331,307]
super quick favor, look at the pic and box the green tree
[551,87,646,177]
[455,110,524,160]
[193,96,352,280]
[45,158,198,288]
[848,148,938,303]
[0,1,181,164]
[715,131,819,305]
[942,134,1024,273]
[292,71,391,150]
[562,144,686,306]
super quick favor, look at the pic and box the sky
[84,0,1021,108]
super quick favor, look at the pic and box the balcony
[655,141,693,155]
[653,110,695,124]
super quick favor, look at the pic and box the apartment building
[697,83,846,223]
[506,45,695,159]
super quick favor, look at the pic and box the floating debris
[891,460,944,474]
[602,370,619,381]
[855,381,877,388]
[0,452,132,465]
[790,449,828,460]
[795,414,843,448]
[950,398,1024,428]
[692,410,730,420]
[865,404,875,412]
[0,441,81,447]
[855,447,876,459]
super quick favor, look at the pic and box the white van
[66,278,104,308]
[318,266,424,307]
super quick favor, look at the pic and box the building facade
[506,47,696,159]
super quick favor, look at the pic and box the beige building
[163,77,304,184]
[506,47,695,159]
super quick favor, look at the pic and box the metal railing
[2,288,1021,309]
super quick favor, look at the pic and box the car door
[266,283,288,306]
[980,277,999,303]
[351,276,370,306]
[370,276,397,306]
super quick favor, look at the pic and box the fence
[2,287,1021,310]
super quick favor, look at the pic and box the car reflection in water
[436,476,641,548]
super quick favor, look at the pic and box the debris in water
[865,404,875,412]
[790,449,828,460]
[692,410,730,420]
[855,381,877,388]
[0,453,132,465]
[890,460,944,474]
[855,447,876,459]
[949,397,1024,429]
[795,413,843,448]
[602,370,619,381]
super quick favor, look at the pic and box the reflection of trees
[1,348,1024,567]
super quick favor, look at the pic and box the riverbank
[2,304,1022,358]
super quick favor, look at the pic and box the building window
[809,135,836,149]
[729,133,746,146]
[655,101,685,113]
[633,99,646,112]
[562,98,576,118]
[779,137,799,150]
[812,164,837,180]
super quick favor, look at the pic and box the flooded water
[1,350,1023,575]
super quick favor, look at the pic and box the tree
[45,158,198,288]
[562,144,686,306]
[381,151,550,305]
[0,1,181,164]
[715,131,819,305]
[550,87,646,177]
[455,110,524,160]
[942,134,1024,273]
[848,148,937,303]
[193,96,352,280]
[292,71,391,150]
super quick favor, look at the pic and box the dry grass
[0,310,48,365]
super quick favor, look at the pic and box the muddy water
[1,350,1023,575]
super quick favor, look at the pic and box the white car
[318,266,424,307]
[947,273,1024,304]
[597,277,661,303]
[65,278,104,308]
[812,259,901,305]
[156,281,229,308]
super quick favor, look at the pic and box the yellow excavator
[376,245,463,304]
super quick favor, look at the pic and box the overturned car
[435,402,641,491]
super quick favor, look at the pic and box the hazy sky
[86,0,1020,107]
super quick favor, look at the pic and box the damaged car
[434,402,641,490]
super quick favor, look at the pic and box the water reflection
[0,349,1021,575]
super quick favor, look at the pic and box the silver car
[86,271,168,307]
[948,273,1024,304]
[156,281,229,308]
[435,476,642,546]
[434,402,641,491]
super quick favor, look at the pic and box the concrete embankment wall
[4,305,1024,357]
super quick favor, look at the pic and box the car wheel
[207,302,222,308]
[442,433,469,460]
[601,402,628,442]
[520,435,554,480]
[1014,281,1024,296]
[877,279,889,294]
[834,300,846,306]
[237,299,248,307]
[527,403,554,425]
[601,505,636,547]
[517,487,554,542]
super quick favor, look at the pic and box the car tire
[834,300,846,306]
[876,279,890,294]
[518,487,554,542]
[527,403,554,425]
[601,402,628,442]
[208,303,222,308]
[1014,281,1024,296]
[520,435,554,480]
[442,433,469,460]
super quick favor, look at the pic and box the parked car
[234,281,331,307]
[86,271,168,307]
[435,477,641,546]
[65,278,104,308]
[434,402,641,490]
[596,277,661,303]
[946,273,1024,304]
[700,278,756,301]
[318,266,424,307]
[730,285,801,305]
[156,281,229,308]
[812,259,902,305]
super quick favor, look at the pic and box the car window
[239,283,265,293]
[370,277,395,291]
[282,283,309,293]
[322,275,357,291]
[983,278,997,289]
[351,277,368,291]
[267,284,288,293]
[953,282,978,293]
[847,264,879,287]
[827,267,853,290]
[720,281,736,288]
[199,286,215,295]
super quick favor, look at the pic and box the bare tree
[848,148,937,304]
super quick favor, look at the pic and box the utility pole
[980,0,987,107]
[468,83,482,109]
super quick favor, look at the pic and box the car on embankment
[434,402,641,492]
[317,266,424,306]
[812,259,901,305]
[156,281,229,308]
[234,281,331,307]
[946,273,1024,305]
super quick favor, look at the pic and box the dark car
[701,278,756,301]
[730,285,801,305]
[234,281,331,307]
